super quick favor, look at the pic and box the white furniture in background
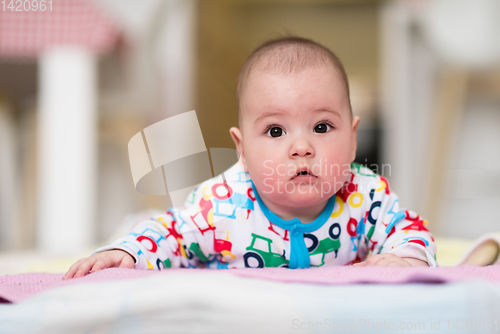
[37,49,98,253]
[380,0,500,238]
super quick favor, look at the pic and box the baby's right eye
[266,126,285,138]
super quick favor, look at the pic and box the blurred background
[1,0,500,258]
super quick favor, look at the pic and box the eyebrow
[254,112,283,124]
[254,108,342,124]
[315,108,342,118]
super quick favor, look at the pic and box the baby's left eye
[314,122,333,133]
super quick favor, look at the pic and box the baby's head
[230,37,360,217]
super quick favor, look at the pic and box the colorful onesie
[92,161,438,269]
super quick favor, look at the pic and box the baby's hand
[63,250,135,280]
[352,253,429,267]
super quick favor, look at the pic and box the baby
[64,37,437,279]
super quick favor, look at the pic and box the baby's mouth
[292,168,317,180]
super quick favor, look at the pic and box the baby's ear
[350,116,360,162]
[229,127,247,171]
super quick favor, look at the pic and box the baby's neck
[259,196,330,224]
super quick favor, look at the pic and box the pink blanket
[1,265,499,303]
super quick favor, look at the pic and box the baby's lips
[291,171,318,180]
[291,166,317,179]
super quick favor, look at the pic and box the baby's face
[231,66,359,210]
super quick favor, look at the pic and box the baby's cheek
[259,159,277,177]
[323,161,350,190]
[315,157,343,177]
[259,176,277,196]
[247,161,276,194]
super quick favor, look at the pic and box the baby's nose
[292,149,312,157]
[290,139,314,157]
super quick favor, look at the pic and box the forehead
[240,66,349,121]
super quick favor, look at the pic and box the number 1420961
[2,0,52,11]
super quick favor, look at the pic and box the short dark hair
[236,36,351,123]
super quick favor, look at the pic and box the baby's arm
[64,203,215,278]
[63,249,135,279]
[355,176,437,267]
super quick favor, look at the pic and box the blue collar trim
[250,181,336,269]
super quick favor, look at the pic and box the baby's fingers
[91,251,134,272]
[73,258,98,278]
[352,262,366,267]
[372,258,397,267]
[63,258,86,280]
[90,258,114,274]
[119,255,135,269]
